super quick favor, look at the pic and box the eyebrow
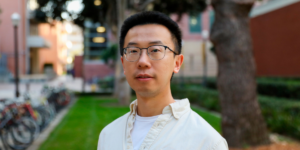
[127,42,138,46]
[149,41,164,45]
[127,41,164,47]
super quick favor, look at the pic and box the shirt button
[127,145,130,149]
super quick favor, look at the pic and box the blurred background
[0,0,299,149]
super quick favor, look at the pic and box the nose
[137,49,151,68]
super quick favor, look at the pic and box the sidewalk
[0,75,91,100]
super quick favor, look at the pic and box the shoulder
[100,112,130,136]
[188,110,222,136]
[98,112,130,150]
[183,110,228,149]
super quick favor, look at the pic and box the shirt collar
[129,98,190,119]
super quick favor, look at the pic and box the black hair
[119,11,182,56]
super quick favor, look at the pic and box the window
[210,10,215,28]
[189,13,202,33]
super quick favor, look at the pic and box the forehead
[124,24,173,47]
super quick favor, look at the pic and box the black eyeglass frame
[123,45,179,62]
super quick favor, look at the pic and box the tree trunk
[114,0,131,105]
[210,0,270,147]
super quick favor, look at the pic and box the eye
[151,49,161,53]
[127,48,139,54]
[129,50,138,53]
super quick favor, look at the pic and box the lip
[135,74,153,81]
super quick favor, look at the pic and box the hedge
[256,80,300,100]
[171,85,300,139]
[202,78,300,100]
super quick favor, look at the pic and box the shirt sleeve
[210,139,228,150]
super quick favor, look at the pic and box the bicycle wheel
[1,122,33,150]
[18,117,39,139]
[34,107,51,130]
[48,103,56,120]
[33,110,44,130]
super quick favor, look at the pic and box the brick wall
[251,2,300,77]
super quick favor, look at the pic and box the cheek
[124,64,134,76]
[154,60,174,79]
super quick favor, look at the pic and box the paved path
[0,75,92,100]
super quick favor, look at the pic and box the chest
[125,114,203,150]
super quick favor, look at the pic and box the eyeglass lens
[125,46,166,61]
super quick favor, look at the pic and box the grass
[39,96,221,150]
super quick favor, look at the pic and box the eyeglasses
[123,45,178,62]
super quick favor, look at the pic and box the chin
[134,88,158,97]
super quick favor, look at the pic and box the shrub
[171,85,300,139]
[256,80,300,100]
[199,77,300,100]
[171,85,220,111]
[259,96,300,138]
[97,76,114,89]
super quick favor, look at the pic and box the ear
[173,54,184,74]
[121,56,125,74]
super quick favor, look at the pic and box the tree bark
[114,0,132,105]
[210,0,270,147]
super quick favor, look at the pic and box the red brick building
[73,56,114,82]
[250,0,300,77]
[0,0,28,77]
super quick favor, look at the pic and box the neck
[136,86,175,117]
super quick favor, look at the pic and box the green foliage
[171,85,300,139]
[100,44,118,63]
[97,76,114,89]
[256,79,300,100]
[35,0,207,27]
[151,0,206,21]
[36,0,114,27]
[34,9,48,22]
[172,85,220,111]
[259,96,300,138]
[205,77,300,100]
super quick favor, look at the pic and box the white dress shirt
[97,98,228,150]
[131,114,160,150]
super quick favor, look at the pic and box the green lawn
[39,96,221,150]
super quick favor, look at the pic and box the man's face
[121,24,183,97]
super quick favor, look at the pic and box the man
[98,11,228,150]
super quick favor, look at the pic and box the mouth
[135,74,153,81]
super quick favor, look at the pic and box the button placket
[138,114,172,150]
[126,113,135,149]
